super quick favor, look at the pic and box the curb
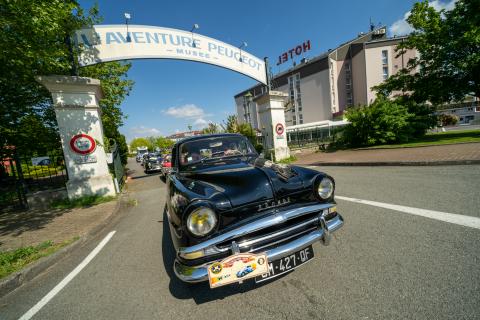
[0,196,123,299]
[304,160,480,167]
[352,141,480,151]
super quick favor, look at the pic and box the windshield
[178,136,256,168]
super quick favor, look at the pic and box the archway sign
[75,25,267,84]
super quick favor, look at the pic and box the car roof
[174,133,244,146]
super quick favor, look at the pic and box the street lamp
[238,41,247,62]
[124,12,132,42]
[190,23,199,48]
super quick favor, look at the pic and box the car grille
[216,209,324,254]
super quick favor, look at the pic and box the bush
[341,97,413,147]
[439,114,458,126]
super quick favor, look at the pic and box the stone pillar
[37,76,116,199]
[254,91,290,161]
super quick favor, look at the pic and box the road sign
[275,123,284,135]
[70,134,96,155]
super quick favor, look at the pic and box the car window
[178,136,256,167]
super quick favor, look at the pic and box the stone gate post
[37,76,116,199]
[254,91,290,161]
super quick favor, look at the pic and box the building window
[288,73,302,119]
[382,50,388,65]
[299,114,303,124]
[292,115,297,126]
[243,96,252,125]
[382,66,389,80]
[381,50,389,80]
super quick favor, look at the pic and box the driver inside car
[224,142,241,156]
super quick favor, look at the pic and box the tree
[154,136,175,151]
[202,123,221,134]
[0,1,99,156]
[223,114,258,147]
[130,138,153,152]
[224,115,239,133]
[0,1,133,166]
[341,97,413,147]
[375,0,480,103]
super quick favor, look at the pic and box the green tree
[0,1,99,156]
[154,136,175,152]
[224,115,239,133]
[202,123,221,134]
[341,97,413,147]
[223,114,257,146]
[0,1,133,166]
[130,138,153,152]
[375,0,480,103]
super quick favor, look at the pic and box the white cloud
[129,126,161,137]
[164,104,205,118]
[389,0,457,36]
[193,118,209,128]
[390,11,414,36]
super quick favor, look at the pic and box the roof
[234,27,388,98]
[173,133,244,146]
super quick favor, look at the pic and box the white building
[234,27,417,132]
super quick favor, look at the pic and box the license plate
[255,245,314,283]
[208,253,269,288]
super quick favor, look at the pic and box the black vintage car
[166,133,343,288]
[144,153,162,174]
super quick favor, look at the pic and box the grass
[277,155,298,164]
[364,129,480,149]
[0,237,79,279]
[50,195,116,209]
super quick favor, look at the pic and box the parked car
[160,154,172,178]
[144,153,162,173]
[165,133,343,288]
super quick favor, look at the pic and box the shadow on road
[161,207,277,304]
[131,172,161,180]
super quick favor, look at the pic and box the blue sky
[77,0,455,142]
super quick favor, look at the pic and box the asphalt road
[1,160,479,319]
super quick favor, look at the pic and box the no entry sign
[70,134,96,155]
[275,123,284,135]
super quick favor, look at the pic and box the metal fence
[287,124,345,149]
[0,150,67,211]
[108,140,125,191]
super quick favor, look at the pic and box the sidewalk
[0,201,118,251]
[293,142,480,166]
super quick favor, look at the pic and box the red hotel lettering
[277,40,312,65]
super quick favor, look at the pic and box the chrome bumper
[173,205,344,283]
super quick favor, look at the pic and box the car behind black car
[144,153,162,173]
[165,133,343,288]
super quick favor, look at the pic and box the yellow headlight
[187,207,217,237]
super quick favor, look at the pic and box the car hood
[180,159,304,207]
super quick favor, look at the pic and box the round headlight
[186,207,217,237]
[317,177,334,200]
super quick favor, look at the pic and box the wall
[352,46,367,106]
[365,45,392,103]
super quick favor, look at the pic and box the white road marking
[336,196,480,230]
[18,231,116,320]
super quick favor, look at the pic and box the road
[1,159,479,319]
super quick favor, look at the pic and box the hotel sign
[75,25,267,84]
[276,40,311,65]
